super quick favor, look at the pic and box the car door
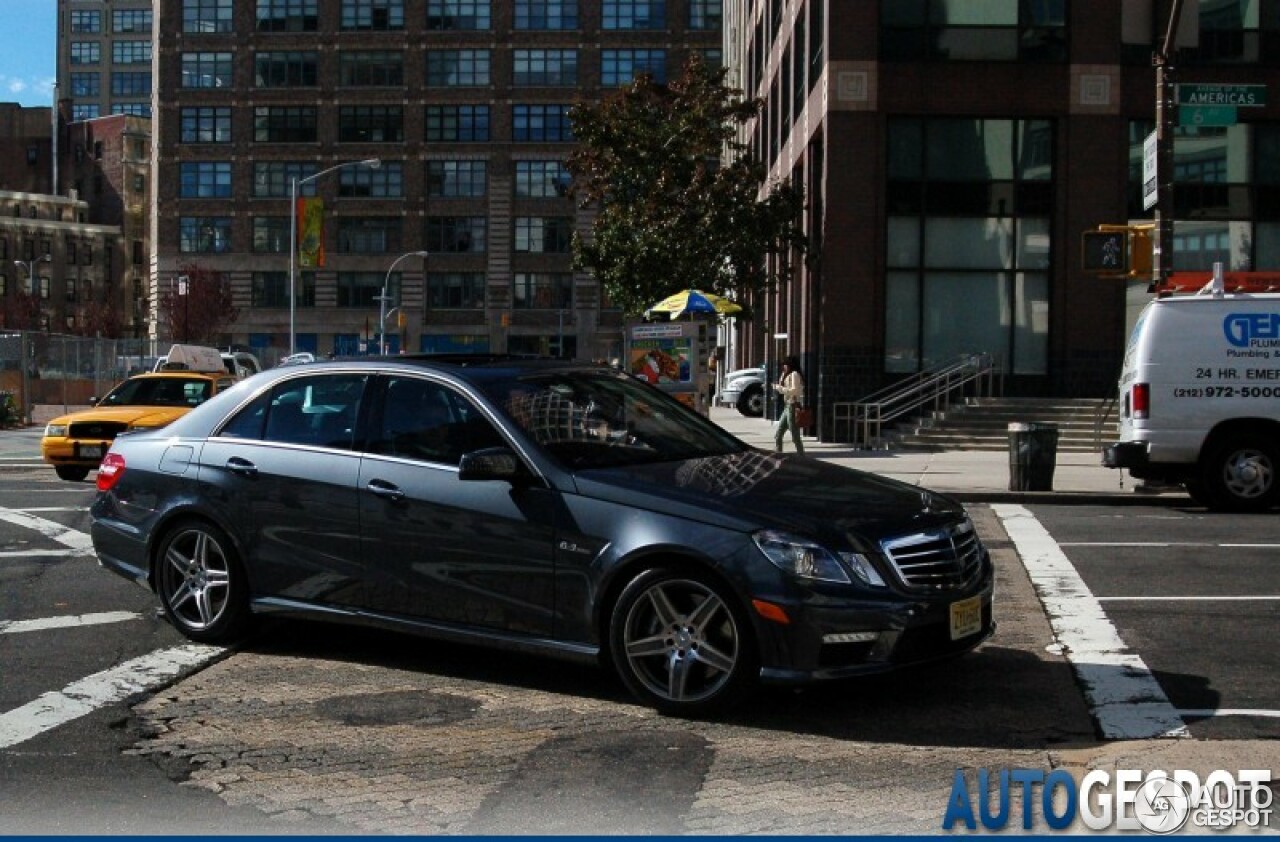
[197,372,370,607]
[357,374,559,636]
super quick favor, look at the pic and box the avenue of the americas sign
[1177,84,1267,107]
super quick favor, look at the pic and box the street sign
[1179,105,1238,127]
[1177,83,1267,107]
[1142,131,1158,211]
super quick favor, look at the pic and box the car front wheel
[736,384,764,417]
[154,519,251,643]
[608,567,756,716]
[54,466,90,482]
[1199,434,1278,512]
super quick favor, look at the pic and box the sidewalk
[708,405,1189,505]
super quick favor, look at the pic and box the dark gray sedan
[91,357,994,715]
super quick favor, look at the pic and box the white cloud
[8,80,28,94]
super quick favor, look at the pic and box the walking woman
[773,356,806,454]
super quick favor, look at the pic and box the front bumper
[41,438,111,469]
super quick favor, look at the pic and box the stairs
[884,397,1119,453]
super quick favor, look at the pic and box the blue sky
[1,0,56,107]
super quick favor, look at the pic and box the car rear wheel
[736,384,764,418]
[54,466,90,482]
[1199,434,1279,513]
[155,519,251,643]
[608,567,756,716]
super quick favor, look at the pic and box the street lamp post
[378,250,429,355]
[13,254,51,296]
[288,158,381,356]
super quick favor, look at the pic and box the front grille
[68,420,128,440]
[880,520,984,593]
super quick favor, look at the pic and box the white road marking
[992,504,1190,740]
[0,611,141,634]
[0,549,96,559]
[0,644,224,749]
[20,507,89,513]
[1060,542,1280,548]
[1179,709,1280,720]
[0,508,93,550]
[1098,595,1280,602]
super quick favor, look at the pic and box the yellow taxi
[41,369,237,481]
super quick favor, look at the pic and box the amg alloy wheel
[609,568,756,715]
[155,519,250,643]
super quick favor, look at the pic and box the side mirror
[458,447,526,483]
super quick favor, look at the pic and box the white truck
[1103,286,1280,512]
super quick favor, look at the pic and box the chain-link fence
[0,330,166,425]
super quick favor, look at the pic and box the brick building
[58,0,154,121]
[724,0,1280,429]
[0,104,54,195]
[153,0,722,364]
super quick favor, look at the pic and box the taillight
[1131,383,1150,420]
[97,452,126,492]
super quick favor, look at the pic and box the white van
[1103,288,1280,511]
[153,344,262,379]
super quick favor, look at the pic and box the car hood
[571,450,966,547]
[47,406,190,429]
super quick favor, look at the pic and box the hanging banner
[297,197,325,268]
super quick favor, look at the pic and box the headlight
[753,530,851,584]
[44,424,67,437]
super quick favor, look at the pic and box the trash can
[1008,422,1059,492]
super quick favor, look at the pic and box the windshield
[99,376,213,408]
[480,370,748,469]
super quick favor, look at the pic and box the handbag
[794,406,813,429]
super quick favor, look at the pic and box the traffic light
[1082,225,1155,279]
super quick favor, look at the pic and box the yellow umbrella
[644,289,742,320]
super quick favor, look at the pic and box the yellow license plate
[949,596,983,641]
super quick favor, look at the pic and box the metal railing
[832,353,1003,448]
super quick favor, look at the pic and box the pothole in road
[312,690,479,727]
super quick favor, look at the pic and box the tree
[74,298,126,338]
[566,55,807,317]
[158,262,239,345]
[0,291,43,331]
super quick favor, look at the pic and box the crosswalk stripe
[0,611,141,634]
[0,507,93,550]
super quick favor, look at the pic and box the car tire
[1183,479,1211,508]
[1199,434,1279,513]
[736,384,764,418]
[54,466,90,482]
[154,519,252,644]
[608,567,757,716]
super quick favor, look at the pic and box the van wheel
[736,385,764,418]
[1200,434,1279,512]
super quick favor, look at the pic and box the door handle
[224,457,258,478]
[366,478,405,503]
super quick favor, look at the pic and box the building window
[700,48,723,69]
[688,0,721,30]
[254,107,318,142]
[112,41,151,65]
[180,162,233,198]
[181,52,233,88]
[253,162,319,197]
[179,217,233,253]
[1180,0,1274,65]
[340,162,404,197]
[254,52,318,87]
[427,0,491,30]
[253,218,290,253]
[71,10,101,32]
[181,107,232,143]
[426,217,486,252]
[514,217,573,253]
[251,271,291,306]
[111,72,152,97]
[885,118,1054,376]
[512,105,573,141]
[880,0,1066,63]
[114,9,153,33]
[70,43,101,65]
[185,0,234,33]
[602,0,665,30]
[112,103,151,117]
[341,0,404,30]
[427,160,487,197]
[514,0,577,30]
[426,50,491,86]
[513,272,572,309]
[336,272,387,307]
[339,51,404,86]
[515,161,570,197]
[71,104,99,122]
[70,72,100,97]
[336,218,403,254]
[256,0,319,32]
[512,49,578,86]
[427,272,485,308]
[601,49,665,86]
[337,106,404,143]
[425,105,490,142]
